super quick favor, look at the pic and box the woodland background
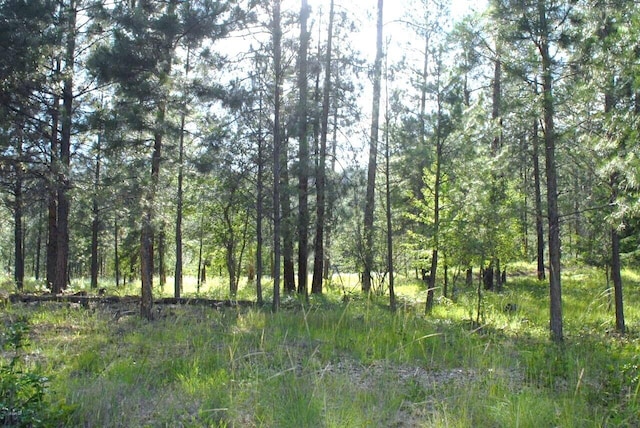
[1,0,639,342]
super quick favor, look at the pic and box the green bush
[0,318,69,427]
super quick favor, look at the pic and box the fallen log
[8,293,254,308]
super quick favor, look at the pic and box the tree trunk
[281,137,296,294]
[363,0,383,293]
[384,60,395,311]
[604,72,625,334]
[174,114,185,298]
[611,225,625,333]
[197,211,204,293]
[297,0,310,297]
[35,206,42,281]
[532,111,545,281]
[272,0,282,311]
[141,102,165,319]
[256,91,265,305]
[311,0,334,295]
[91,136,101,290]
[426,75,444,314]
[47,58,60,292]
[324,95,339,281]
[158,228,166,288]
[539,0,563,342]
[14,156,24,291]
[114,217,120,288]
[54,0,76,294]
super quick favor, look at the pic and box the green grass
[1,265,639,426]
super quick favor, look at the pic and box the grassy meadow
[1,265,639,427]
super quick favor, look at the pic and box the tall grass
[0,265,638,426]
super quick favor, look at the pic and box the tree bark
[54,0,76,294]
[426,70,444,314]
[175,108,185,299]
[610,221,625,333]
[90,135,101,289]
[539,0,563,342]
[272,0,282,311]
[114,216,120,288]
[140,100,165,320]
[532,110,545,281]
[384,58,395,311]
[297,0,310,297]
[363,0,383,293]
[13,154,24,291]
[311,0,334,295]
[256,90,265,305]
[281,137,296,294]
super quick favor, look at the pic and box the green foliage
[0,317,71,427]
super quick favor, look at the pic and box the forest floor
[1,265,640,427]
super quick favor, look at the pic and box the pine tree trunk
[281,137,296,294]
[35,207,42,281]
[311,0,335,295]
[611,225,625,333]
[175,115,185,299]
[297,0,310,296]
[90,136,101,290]
[47,59,60,292]
[256,91,265,305]
[54,0,76,294]
[363,0,383,293]
[272,0,283,311]
[540,0,563,342]
[532,112,545,281]
[14,156,24,291]
[384,65,395,311]
[114,217,120,288]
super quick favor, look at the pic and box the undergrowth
[0,266,638,426]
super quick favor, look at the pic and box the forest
[1,0,640,426]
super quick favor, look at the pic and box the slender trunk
[384,79,395,311]
[539,0,562,342]
[174,50,189,299]
[158,228,166,288]
[532,111,545,280]
[197,210,204,293]
[256,92,264,305]
[281,138,296,294]
[91,136,101,289]
[141,101,165,319]
[605,74,625,333]
[312,0,334,295]
[297,0,310,296]
[47,59,60,292]
[324,101,339,280]
[55,0,76,293]
[114,216,120,287]
[223,206,237,297]
[14,156,24,291]
[272,0,282,311]
[363,0,383,293]
[611,223,625,333]
[426,86,443,314]
[35,205,42,281]
[175,111,185,299]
